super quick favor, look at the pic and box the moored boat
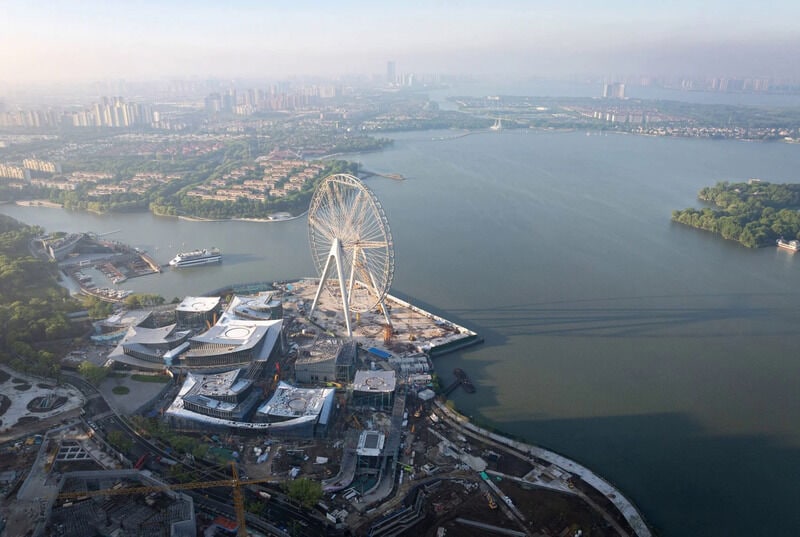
[777,239,800,252]
[168,247,222,268]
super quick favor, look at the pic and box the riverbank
[158,210,308,223]
[15,200,62,208]
[233,211,308,223]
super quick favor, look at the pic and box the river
[3,129,800,537]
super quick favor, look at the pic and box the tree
[85,296,114,319]
[107,430,133,453]
[124,293,165,308]
[78,360,108,386]
[284,477,322,509]
[245,500,266,517]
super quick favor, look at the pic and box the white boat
[777,239,800,252]
[168,247,222,268]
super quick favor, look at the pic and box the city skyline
[3,0,800,86]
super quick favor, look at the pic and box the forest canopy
[672,181,800,248]
[0,214,84,377]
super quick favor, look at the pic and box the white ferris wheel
[307,173,395,336]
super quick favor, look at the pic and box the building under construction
[352,370,397,410]
[175,296,222,332]
[294,337,356,384]
[51,470,195,537]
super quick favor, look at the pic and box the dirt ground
[411,478,621,537]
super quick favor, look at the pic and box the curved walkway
[434,400,652,537]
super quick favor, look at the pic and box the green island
[672,180,800,247]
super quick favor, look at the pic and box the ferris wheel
[307,173,394,336]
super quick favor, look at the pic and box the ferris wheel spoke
[309,217,336,244]
[344,190,365,232]
[355,241,389,249]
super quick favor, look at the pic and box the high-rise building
[603,82,625,99]
[387,61,396,84]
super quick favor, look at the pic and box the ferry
[168,247,222,268]
[777,239,800,252]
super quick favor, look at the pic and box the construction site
[0,174,651,537]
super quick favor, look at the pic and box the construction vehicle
[57,462,269,537]
[350,414,362,429]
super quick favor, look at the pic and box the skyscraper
[387,61,396,84]
[603,82,625,99]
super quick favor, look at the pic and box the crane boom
[230,462,247,537]
[57,475,273,499]
[57,462,274,536]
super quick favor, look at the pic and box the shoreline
[435,400,653,537]
[15,199,63,208]
[232,210,308,223]
[8,201,306,223]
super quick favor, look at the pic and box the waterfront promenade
[434,400,653,537]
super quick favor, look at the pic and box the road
[62,372,336,536]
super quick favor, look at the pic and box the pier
[138,251,162,273]
[361,169,405,181]
[443,368,476,396]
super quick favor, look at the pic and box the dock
[361,169,405,181]
[443,368,476,396]
[138,251,162,273]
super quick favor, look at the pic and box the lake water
[4,129,800,536]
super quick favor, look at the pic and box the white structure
[307,173,395,336]
[175,296,222,331]
[356,430,386,457]
[352,369,397,408]
[254,381,336,436]
[165,378,334,437]
[353,370,397,393]
[108,293,283,372]
[226,292,282,321]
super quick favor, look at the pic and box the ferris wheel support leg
[333,241,353,337]
[362,248,392,329]
[347,246,359,300]
[379,297,392,328]
[311,239,353,337]
[309,251,335,319]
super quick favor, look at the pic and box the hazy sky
[3,0,800,83]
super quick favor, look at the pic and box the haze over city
[3,0,800,86]
[5,2,800,537]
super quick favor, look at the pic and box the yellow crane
[486,491,497,510]
[57,462,270,537]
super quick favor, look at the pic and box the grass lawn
[131,374,170,383]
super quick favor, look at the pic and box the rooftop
[353,370,397,393]
[295,337,342,365]
[357,430,385,457]
[256,381,335,421]
[187,370,251,399]
[226,293,279,321]
[176,296,221,313]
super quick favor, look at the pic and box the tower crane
[57,462,270,537]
